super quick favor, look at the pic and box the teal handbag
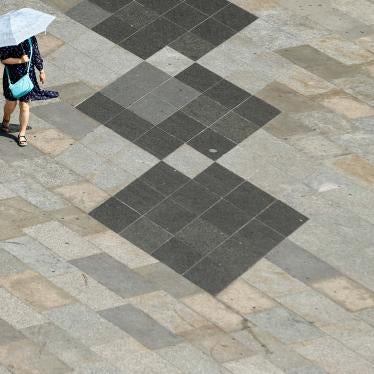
[5,38,34,99]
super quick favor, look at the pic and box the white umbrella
[0,8,55,47]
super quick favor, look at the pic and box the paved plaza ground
[1,0,374,372]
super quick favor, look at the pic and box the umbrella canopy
[0,8,55,47]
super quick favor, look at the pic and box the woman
[0,36,58,146]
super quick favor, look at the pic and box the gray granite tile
[66,0,111,28]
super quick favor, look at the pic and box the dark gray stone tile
[137,0,183,13]
[117,1,159,28]
[32,102,100,140]
[0,318,24,345]
[164,2,207,30]
[76,92,124,124]
[115,179,164,214]
[135,127,183,159]
[192,17,235,46]
[153,238,203,273]
[266,240,340,284]
[140,162,190,196]
[182,95,228,126]
[101,62,170,107]
[185,0,230,15]
[89,197,140,233]
[120,17,185,59]
[213,3,258,31]
[170,32,215,60]
[93,14,137,43]
[226,182,275,217]
[211,111,259,143]
[257,200,308,236]
[176,63,222,93]
[105,109,153,141]
[147,198,196,234]
[157,111,205,142]
[171,180,220,214]
[234,96,281,126]
[66,0,111,28]
[201,199,249,235]
[99,304,182,349]
[121,217,172,253]
[176,218,228,255]
[70,253,156,297]
[194,163,243,196]
[188,128,236,160]
[205,80,250,109]
[90,0,132,12]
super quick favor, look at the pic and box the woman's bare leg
[2,100,17,128]
[19,101,29,136]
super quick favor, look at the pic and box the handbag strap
[5,38,33,83]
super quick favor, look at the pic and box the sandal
[1,121,10,133]
[17,134,27,147]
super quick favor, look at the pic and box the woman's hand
[39,70,46,84]
[20,55,29,63]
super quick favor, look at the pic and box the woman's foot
[17,133,27,147]
[1,120,10,133]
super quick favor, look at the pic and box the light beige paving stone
[157,342,227,374]
[331,0,374,25]
[181,293,244,332]
[321,93,374,119]
[127,291,208,335]
[0,270,75,312]
[50,270,125,311]
[54,182,110,213]
[28,128,75,156]
[0,287,46,329]
[217,279,276,316]
[242,259,308,298]
[147,46,193,76]
[0,249,27,277]
[0,339,72,374]
[49,81,96,106]
[43,0,81,12]
[164,144,213,179]
[312,276,374,311]
[38,32,65,57]
[0,184,16,200]
[86,231,157,269]
[292,336,374,374]
[230,0,280,12]
[357,33,374,53]
[224,354,286,374]
[332,154,374,186]
[24,221,102,260]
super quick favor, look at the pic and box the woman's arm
[32,37,44,71]
[1,55,29,65]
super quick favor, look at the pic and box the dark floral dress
[0,36,59,102]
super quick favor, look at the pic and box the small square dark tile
[140,162,189,196]
[211,111,259,143]
[120,17,185,59]
[170,32,215,61]
[115,179,164,214]
[234,96,281,126]
[192,17,235,46]
[194,163,243,196]
[153,238,202,274]
[257,201,308,236]
[90,0,132,12]
[226,182,274,217]
[147,198,196,234]
[137,0,183,13]
[201,199,249,235]
[213,3,258,31]
[93,14,137,43]
[185,0,230,15]
[188,128,236,160]
[76,92,124,124]
[121,217,172,253]
[164,2,207,30]
[205,80,250,109]
[116,1,159,28]
[89,197,140,233]
[105,109,153,141]
[171,180,220,214]
[182,95,228,126]
[176,218,228,255]
[135,127,183,159]
[157,111,205,142]
[184,253,237,294]
[176,64,222,93]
